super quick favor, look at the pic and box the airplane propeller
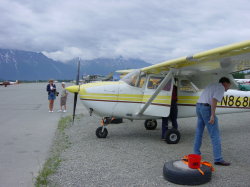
[72,59,80,124]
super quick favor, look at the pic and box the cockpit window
[138,75,146,88]
[147,77,163,89]
[121,70,140,87]
[147,76,172,91]
[179,80,199,92]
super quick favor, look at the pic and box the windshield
[121,70,140,87]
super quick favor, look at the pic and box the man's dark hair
[219,77,231,84]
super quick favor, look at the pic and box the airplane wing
[116,69,135,74]
[142,40,250,74]
[140,40,250,89]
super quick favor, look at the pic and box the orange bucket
[188,154,201,169]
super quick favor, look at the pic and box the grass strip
[35,115,73,187]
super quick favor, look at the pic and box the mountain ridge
[0,48,151,81]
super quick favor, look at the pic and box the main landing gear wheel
[165,129,180,144]
[163,160,212,185]
[96,127,108,138]
[144,119,157,130]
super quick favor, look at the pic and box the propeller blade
[76,59,80,85]
[72,92,78,123]
[72,58,81,124]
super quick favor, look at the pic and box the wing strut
[137,70,173,116]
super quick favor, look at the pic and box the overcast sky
[0,0,249,64]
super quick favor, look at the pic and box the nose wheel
[96,126,108,138]
[96,117,111,138]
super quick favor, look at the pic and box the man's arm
[209,98,218,124]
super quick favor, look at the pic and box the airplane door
[142,75,173,117]
[112,70,144,118]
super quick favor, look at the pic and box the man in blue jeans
[194,77,231,166]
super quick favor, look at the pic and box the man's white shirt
[198,83,225,105]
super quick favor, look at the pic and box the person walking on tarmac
[161,79,178,140]
[194,77,231,166]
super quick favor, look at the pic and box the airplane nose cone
[66,85,80,93]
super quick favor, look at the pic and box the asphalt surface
[0,83,82,187]
[49,101,250,186]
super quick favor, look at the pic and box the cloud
[42,47,89,62]
[0,0,250,63]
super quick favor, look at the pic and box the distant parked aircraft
[82,72,114,83]
[235,79,250,91]
[0,80,19,87]
[235,79,250,84]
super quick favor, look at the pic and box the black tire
[163,160,212,185]
[165,129,180,144]
[96,127,108,138]
[144,119,157,130]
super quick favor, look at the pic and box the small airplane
[234,79,250,91]
[83,72,114,83]
[66,40,250,144]
[235,79,250,84]
[0,80,19,87]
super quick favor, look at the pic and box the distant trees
[232,72,245,79]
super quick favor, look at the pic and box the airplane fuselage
[77,81,250,120]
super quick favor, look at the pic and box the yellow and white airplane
[66,40,250,144]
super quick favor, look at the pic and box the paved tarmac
[0,83,82,187]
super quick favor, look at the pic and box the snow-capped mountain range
[0,49,151,81]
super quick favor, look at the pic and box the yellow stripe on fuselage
[80,93,171,104]
[177,96,199,105]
